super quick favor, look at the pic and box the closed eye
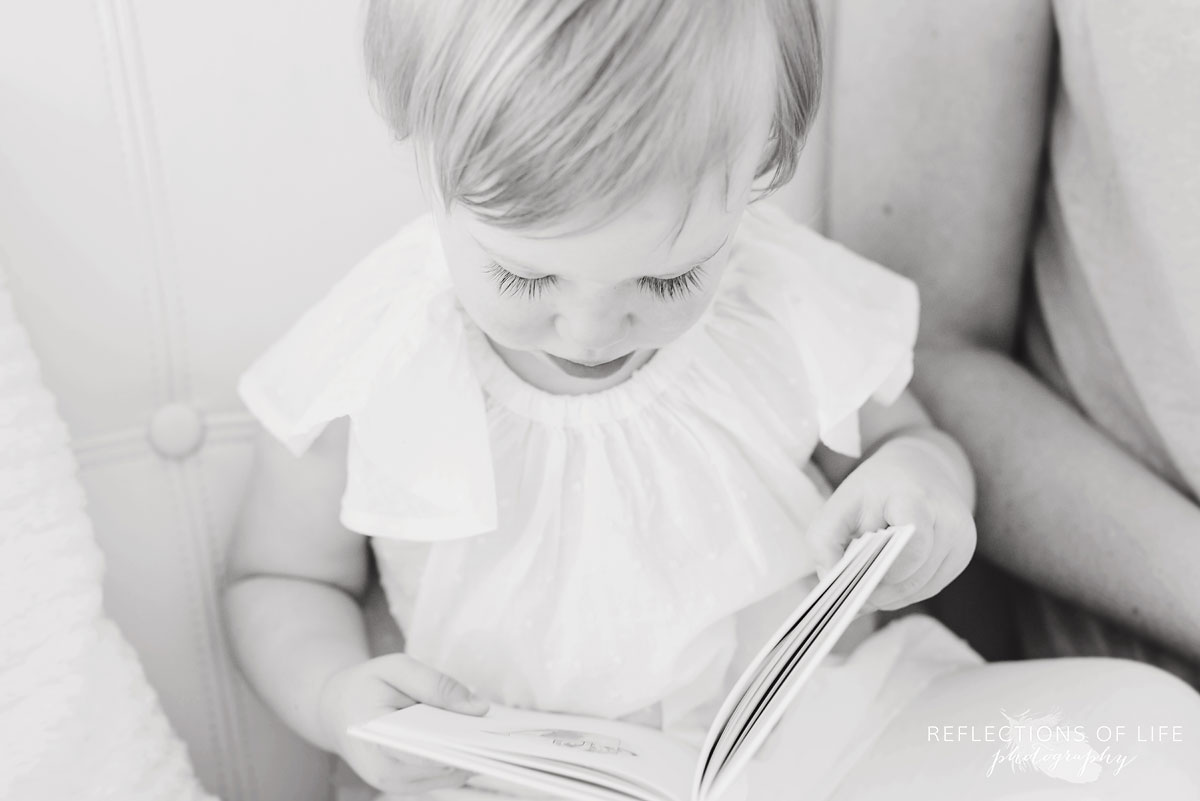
[638,264,706,301]
[485,261,708,301]
[485,263,558,299]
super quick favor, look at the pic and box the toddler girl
[225,1,1200,799]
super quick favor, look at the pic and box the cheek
[454,276,550,344]
[635,301,699,337]
[633,281,721,341]
[439,230,551,345]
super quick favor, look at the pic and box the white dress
[237,202,981,790]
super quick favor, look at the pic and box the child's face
[432,109,770,393]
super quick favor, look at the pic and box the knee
[1081,658,1200,717]
[1071,659,1200,792]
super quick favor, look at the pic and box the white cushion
[0,268,217,801]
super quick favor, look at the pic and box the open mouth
[545,352,634,379]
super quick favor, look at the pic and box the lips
[545,352,634,379]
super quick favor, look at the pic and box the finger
[373,745,450,773]
[871,546,951,611]
[855,592,885,617]
[375,761,470,796]
[398,768,471,795]
[371,654,490,715]
[806,488,884,577]
[878,493,936,585]
[875,505,976,609]
[914,511,977,601]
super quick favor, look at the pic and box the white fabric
[1032,0,1200,495]
[0,271,216,801]
[237,201,925,742]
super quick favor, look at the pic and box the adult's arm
[825,0,1200,662]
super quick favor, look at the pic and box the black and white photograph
[2,1,1198,799]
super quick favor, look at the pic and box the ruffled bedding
[0,269,215,801]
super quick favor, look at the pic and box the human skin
[824,0,1200,664]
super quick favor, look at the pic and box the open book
[350,525,914,801]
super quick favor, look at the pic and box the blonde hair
[364,0,821,229]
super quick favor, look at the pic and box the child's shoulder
[727,202,919,333]
[719,202,921,457]
[735,202,916,298]
[329,213,444,295]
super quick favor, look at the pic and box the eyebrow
[476,235,731,277]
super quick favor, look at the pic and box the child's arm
[223,418,487,795]
[809,390,977,611]
[224,418,369,747]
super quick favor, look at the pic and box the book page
[695,526,915,801]
[352,703,707,801]
[352,530,910,801]
[711,551,869,771]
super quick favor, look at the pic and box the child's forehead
[445,94,772,281]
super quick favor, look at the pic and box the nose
[554,300,632,355]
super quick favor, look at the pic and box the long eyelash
[485,263,557,299]
[638,264,707,301]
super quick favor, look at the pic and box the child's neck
[488,339,657,396]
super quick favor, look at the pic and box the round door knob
[148,402,205,460]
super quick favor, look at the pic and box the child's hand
[318,653,489,796]
[805,435,976,612]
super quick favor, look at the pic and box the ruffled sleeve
[236,217,441,457]
[735,203,920,457]
[236,215,498,540]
